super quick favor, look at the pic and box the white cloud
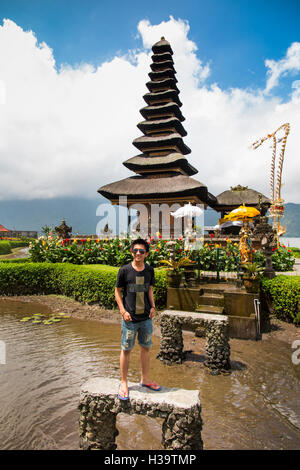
[265,42,300,93]
[0,17,299,204]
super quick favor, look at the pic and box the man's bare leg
[140,345,160,390]
[120,349,131,398]
[140,345,151,384]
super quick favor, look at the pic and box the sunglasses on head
[132,248,146,254]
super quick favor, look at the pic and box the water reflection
[0,299,299,450]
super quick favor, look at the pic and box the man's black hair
[130,238,150,252]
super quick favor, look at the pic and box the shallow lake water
[0,299,299,450]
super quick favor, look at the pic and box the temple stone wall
[157,310,231,373]
[79,377,203,450]
[0,231,38,239]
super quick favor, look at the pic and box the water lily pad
[20,317,32,322]
[32,320,42,324]
[51,318,62,322]
[43,320,54,325]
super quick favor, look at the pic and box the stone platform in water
[157,310,231,372]
[79,377,203,450]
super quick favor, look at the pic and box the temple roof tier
[143,89,182,107]
[212,188,271,211]
[146,78,179,93]
[148,69,176,81]
[137,117,187,137]
[140,102,185,121]
[151,52,173,63]
[123,153,198,176]
[98,174,209,202]
[132,133,191,155]
[152,38,173,55]
[150,60,175,72]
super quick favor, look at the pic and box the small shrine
[54,219,72,240]
[98,37,216,237]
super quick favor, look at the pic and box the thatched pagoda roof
[151,52,173,63]
[140,102,185,121]
[98,174,209,201]
[137,117,187,136]
[148,68,177,81]
[143,89,182,107]
[97,37,216,211]
[152,38,173,55]
[123,153,198,176]
[132,133,191,155]
[215,187,271,207]
[150,60,175,72]
[146,77,179,93]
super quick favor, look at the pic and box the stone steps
[197,293,224,307]
[195,305,224,315]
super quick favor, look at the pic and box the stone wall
[79,377,203,450]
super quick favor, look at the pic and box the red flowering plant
[28,235,295,272]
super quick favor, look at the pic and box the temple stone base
[157,310,231,373]
[79,377,203,450]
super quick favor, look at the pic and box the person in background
[115,238,161,400]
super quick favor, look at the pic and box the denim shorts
[121,318,153,351]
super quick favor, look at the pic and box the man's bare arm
[115,287,132,321]
[148,285,156,318]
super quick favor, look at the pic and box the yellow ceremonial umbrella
[224,204,260,221]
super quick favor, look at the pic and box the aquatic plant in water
[20,312,70,325]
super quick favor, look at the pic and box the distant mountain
[0,197,299,237]
[281,203,300,237]
[0,197,106,235]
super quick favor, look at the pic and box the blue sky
[0,1,299,204]
[1,0,300,94]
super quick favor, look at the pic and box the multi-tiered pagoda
[98,37,216,236]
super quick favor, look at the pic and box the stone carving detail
[79,378,203,450]
[157,310,231,373]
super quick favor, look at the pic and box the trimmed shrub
[291,247,300,259]
[0,241,12,255]
[0,262,168,310]
[9,240,30,249]
[0,258,31,263]
[262,275,300,325]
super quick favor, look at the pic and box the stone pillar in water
[205,320,231,374]
[162,405,203,450]
[79,395,118,450]
[157,314,184,364]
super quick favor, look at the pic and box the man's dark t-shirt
[115,263,155,323]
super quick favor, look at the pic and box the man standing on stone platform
[115,238,161,400]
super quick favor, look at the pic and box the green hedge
[291,247,300,259]
[0,262,168,310]
[0,241,12,255]
[9,240,30,249]
[0,258,31,263]
[262,275,300,325]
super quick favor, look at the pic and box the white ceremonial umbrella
[171,203,204,218]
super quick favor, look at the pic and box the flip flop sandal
[118,384,129,400]
[139,381,162,391]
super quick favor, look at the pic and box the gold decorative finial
[161,36,165,40]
